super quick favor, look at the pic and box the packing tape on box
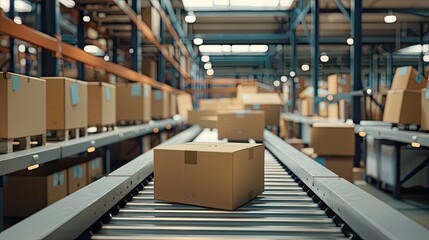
[11,75,20,92]
[416,74,423,84]
[73,166,84,178]
[91,158,100,169]
[339,78,347,85]
[52,172,65,187]
[184,151,197,165]
[426,89,429,100]
[131,84,142,96]
[104,86,111,101]
[144,85,149,97]
[252,104,261,110]
[400,66,408,75]
[155,91,162,100]
[59,172,65,186]
[70,83,80,106]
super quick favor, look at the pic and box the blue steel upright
[131,0,141,73]
[41,0,60,76]
[311,0,319,115]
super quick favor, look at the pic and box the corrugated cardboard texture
[88,82,116,126]
[177,94,193,118]
[0,72,46,138]
[391,66,428,90]
[116,83,151,122]
[152,90,169,119]
[188,110,218,128]
[311,123,355,156]
[383,89,421,125]
[44,77,88,130]
[4,170,67,217]
[316,156,353,182]
[327,74,351,94]
[154,142,264,210]
[68,163,87,194]
[217,110,265,141]
[422,89,429,130]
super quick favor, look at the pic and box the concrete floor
[355,180,429,229]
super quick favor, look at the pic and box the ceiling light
[214,0,229,6]
[232,45,249,53]
[0,0,32,13]
[13,16,22,24]
[347,38,354,45]
[320,52,329,63]
[384,11,397,24]
[249,45,269,53]
[193,37,203,45]
[221,45,231,52]
[206,69,214,76]
[18,44,26,53]
[301,64,310,71]
[104,55,110,61]
[83,15,90,22]
[281,76,288,82]
[201,55,210,62]
[423,54,429,62]
[204,62,212,70]
[129,48,134,54]
[84,45,105,56]
[59,0,75,8]
[185,11,196,23]
[273,80,280,87]
[199,45,222,53]
[289,71,296,77]
[28,47,36,54]
[183,0,213,8]
[98,12,106,18]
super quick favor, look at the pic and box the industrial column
[77,11,85,80]
[157,2,166,83]
[41,0,60,76]
[290,10,297,112]
[351,0,363,167]
[386,50,393,87]
[131,0,142,73]
[311,0,319,115]
[7,0,16,73]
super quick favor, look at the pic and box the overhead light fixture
[104,55,110,61]
[185,11,196,23]
[28,47,37,54]
[13,16,22,24]
[384,11,397,24]
[18,44,26,53]
[221,45,231,52]
[281,76,288,82]
[214,0,229,6]
[423,53,429,62]
[128,48,134,54]
[84,45,105,56]
[0,0,32,13]
[301,64,310,71]
[98,12,106,18]
[193,37,203,45]
[249,45,269,53]
[289,71,296,77]
[204,62,212,70]
[83,15,90,22]
[273,80,280,87]
[59,0,75,8]
[201,55,210,62]
[347,37,354,45]
[320,52,329,63]
[206,69,214,76]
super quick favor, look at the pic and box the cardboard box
[142,60,157,80]
[319,102,328,117]
[421,89,429,130]
[328,103,339,119]
[87,82,116,126]
[236,84,258,100]
[43,77,88,130]
[188,110,217,129]
[383,89,421,125]
[300,99,313,116]
[217,110,265,141]
[177,93,193,118]
[391,66,427,90]
[169,93,177,117]
[116,83,151,123]
[328,74,351,94]
[87,157,103,183]
[152,90,169,119]
[4,169,67,217]
[199,98,243,110]
[0,72,46,139]
[154,142,265,210]
[311,122,355,156]
[68,163,87,194]
[142,7,160,40]
[162,44,175,57]
[286,138,305,149]
[241,93,283,126]
[315,156,353,182]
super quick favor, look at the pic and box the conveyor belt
[91,130,346,239]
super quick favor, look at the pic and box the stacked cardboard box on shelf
[177,93,193,118]
[297,86,328,117]
[199,98,243,110]
[327,74,351,119]
[142,60,157,80]
[236,84,258,100]
[188,109,217,128]
[383,66,428,125]
[116,83,151,123]
[142,7,161,40]
[217,110,265,141]
[68,163,87,194]
[241,93,283,126]
[422,88,429,130]
[152,90,169,119]
[154,142,265,210]
[43,77,88,131]
[87,82,116,127]
[311,122,355,182]
[0,72,46,151]
[169,93,177,117]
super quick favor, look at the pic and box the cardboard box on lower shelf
[311,122,355,156]
[116,83,151,123]
[87,157,104,183]
[152,90,169,119]
[68,163,87,194]
[154,142,265,210]
[177,93,193,118]
[217,110,265,141]
[188,110,218,129]
[4,169,68,217]
[241,93,283,126]
[383,89,421,125]
[87,82,116,126]
[421,89,429,130]
[315,156,354,182]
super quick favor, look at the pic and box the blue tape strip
[131,84,142,96]
[52,173,59,187]
[105,86,111,101]
[425,89,429,100]
[252,104,261,110]
[315,157,326,166]
[59,172,65,186]
[12,75,20,92]
[400,66,408,76]
[155,91,162,100]
[70,83,80,106]
[416,74,422,84]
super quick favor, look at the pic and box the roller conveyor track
[91,131,346,240]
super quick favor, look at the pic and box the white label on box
[104,86,111,101]
[12,75,20,92]
[131,84,142,96]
